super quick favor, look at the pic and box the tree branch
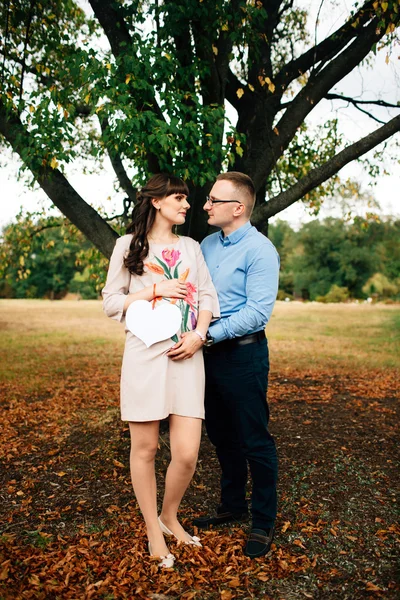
[325,93,400,110]
[0,101,118,258]
[88,0,165,121]
[252,114,400,225]
[98,116,137,203]
[253,15,398,189]
[275,1,375,90]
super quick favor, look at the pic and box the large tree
[1,0,399,257]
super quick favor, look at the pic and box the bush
[316,285,350,303]
[362,273,398,299]
[277,290,293,301]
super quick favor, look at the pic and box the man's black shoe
[244,527,275,558]
[193,508,249,529]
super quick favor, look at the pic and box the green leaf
[173,261,182,278]
[154,256,172,278]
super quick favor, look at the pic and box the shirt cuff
[208,320,227,344]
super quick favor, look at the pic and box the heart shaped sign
[125,300,182,348]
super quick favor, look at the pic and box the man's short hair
[216,172,256,216]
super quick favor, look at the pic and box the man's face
[203,180,243,229]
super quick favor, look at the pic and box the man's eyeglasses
[205,195,243,206]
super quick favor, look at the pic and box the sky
[0,0,399,231]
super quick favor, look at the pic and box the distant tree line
[1,214,399,302]
[0,214,109,300]
[268,216,400,301]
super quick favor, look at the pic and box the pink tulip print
[162,248,181,268]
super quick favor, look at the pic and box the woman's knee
[172,449,198,472]
[131,441,158,462]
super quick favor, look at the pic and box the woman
[102,174,219,568]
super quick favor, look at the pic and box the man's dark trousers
[204,336,278,530]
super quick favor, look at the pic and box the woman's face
[154,193,190,225]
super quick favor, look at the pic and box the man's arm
[208,244,279,343]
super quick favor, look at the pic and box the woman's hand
[167,331,204,360]
[156,279,188,299]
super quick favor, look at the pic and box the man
[193,172,279,559]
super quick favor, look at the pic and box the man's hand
[167,331,204,360]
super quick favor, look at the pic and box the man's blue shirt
[201,221,280,344]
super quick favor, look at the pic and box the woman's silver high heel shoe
[158,516,202,547]
[148,542,175,568]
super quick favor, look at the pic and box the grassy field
[1,299,399,381]
[0,300,399,599]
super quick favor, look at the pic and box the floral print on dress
[145,247,198,342]
[162,248,180,268]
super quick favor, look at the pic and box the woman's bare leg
[129,421,170,557]
[159,415,202,541]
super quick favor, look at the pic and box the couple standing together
[102,171,279,568]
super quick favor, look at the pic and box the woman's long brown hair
[124,174,189,275]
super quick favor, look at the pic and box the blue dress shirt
[200,221,280,344]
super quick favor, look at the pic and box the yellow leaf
[373,1,379,9]
[113,459,125,469]
[84,94,90,104]
[381,2,388,12]
[95,104,104,113]
[50,157,59,169]
[212,45,218,56]
[179,268,190,282]
[164,53,171,60]
[19,255,25,266]
[16,490,24,496]
[221,23,229,31]
[281,520,291,532]
[106,63,111,70]
[366,582,382,592]
[236,88,244,99]
[258,76,265,86]
[56,471,67,477]
[385,54,389,64]
[248,84,254,91]
[268,81,275,93]
[125,74,131,84]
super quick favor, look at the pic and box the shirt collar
[218,220,252,246]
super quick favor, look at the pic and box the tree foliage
[0,213,105,298]
[0,0,399,256]
[269,216,400,301]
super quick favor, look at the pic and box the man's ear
[233,203,246,217]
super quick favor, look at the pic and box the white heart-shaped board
[125,300,182,348]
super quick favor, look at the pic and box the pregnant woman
[102,174,219,567]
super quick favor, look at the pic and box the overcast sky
[1,0,399,230]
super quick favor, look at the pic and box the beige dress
[102,234,220,422]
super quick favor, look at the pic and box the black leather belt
[205,330,265,353]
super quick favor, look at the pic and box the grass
[1,299,399,380]
[268,301,400,370]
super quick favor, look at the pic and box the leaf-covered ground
[0,300,399,599]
